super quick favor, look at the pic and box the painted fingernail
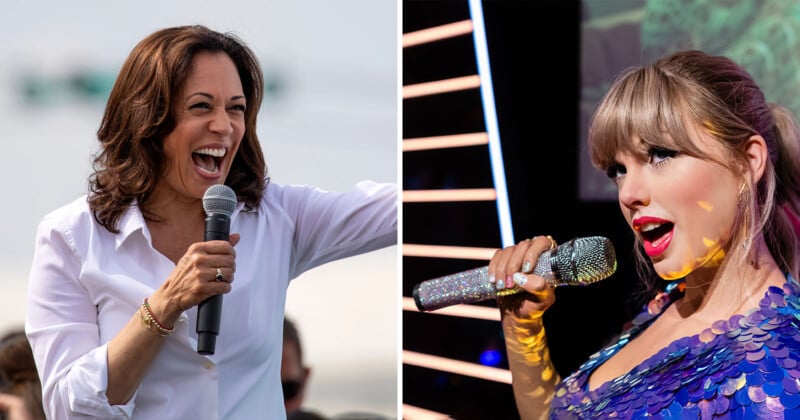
[522,261,531,273]
[496,278,505,290]
[489,274,495,283]
[513,272,528,286]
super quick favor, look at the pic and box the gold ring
[215,267,224,282]
[545,235,557,250]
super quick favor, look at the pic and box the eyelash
[605,147,678,179]
[605,165,622,179]
[650,147,677,166]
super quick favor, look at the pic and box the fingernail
[495,278,505,290]
[522,261,531,273]
[488,274,495,283]
[513,272,528,286]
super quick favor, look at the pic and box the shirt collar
[115,201,149,250]
[114,199,248,250]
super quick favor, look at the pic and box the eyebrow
[187,92,246,101]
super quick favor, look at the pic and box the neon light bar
[403,188,496,202]
[402,19,473,47]
[403,132,488,151]
[403,75,480,99]
[402,244,496,260]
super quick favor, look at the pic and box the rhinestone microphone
[412,236,617,312]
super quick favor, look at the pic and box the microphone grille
[553,236,617,285]
[202,184,237,216]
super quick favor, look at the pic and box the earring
[738,183,749,250]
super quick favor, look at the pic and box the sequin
[765,383,783,401]
[714,393,730,414]
[738,360,757,373]
[782,357,798,370]
[780,392,800,409]
[550,275,800,419]
[746,348,766,362]
[746,371,765,386]
[719,375,743,396]
[700,328,716,343]
[783,376,800,394]
[765,368,784,383]
[711,320,728,334]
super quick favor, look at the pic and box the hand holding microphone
[412,236,617,312]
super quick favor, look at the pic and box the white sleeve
[287,180,397,278]
[25,218,134,419]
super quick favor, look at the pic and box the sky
[0,1,398,417]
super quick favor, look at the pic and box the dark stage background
[402,1,639,419]
[402,1,800,419]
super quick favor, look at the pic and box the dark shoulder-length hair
[89,24,266,233]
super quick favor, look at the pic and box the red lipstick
[632,216,674,257]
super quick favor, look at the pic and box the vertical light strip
[468,0,515,247]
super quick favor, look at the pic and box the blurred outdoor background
[0,1,398,418]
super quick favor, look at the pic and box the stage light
[479,348,502,367]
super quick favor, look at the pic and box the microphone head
[202,184,237,217]
[551,236,617,285]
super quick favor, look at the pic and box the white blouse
[26,180,397,419]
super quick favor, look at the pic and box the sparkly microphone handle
[411,236,617,312]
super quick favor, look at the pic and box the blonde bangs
[589,66,703,170]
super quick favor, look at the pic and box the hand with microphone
[412,236,617,312]
[196,184,238,355]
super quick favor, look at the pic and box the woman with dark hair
[489,50,800,418]
[25,25,396,419]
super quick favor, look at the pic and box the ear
[743,134,768,183]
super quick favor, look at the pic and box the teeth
[195,147,225,157]
[640,222,662,232]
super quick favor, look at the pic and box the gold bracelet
[138,299,174,336]
[143,298,174,332]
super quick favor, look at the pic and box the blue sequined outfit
[550,275,800,418]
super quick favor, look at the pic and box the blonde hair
[588,50,800,285]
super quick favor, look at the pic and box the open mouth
[640,222,674,244]
[192,147,225,174]
[639,222,674,242]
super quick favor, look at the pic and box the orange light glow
[659,238,726,280]
[697,200,713,212]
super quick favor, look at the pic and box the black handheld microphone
[412,236,617,312]
[196,184,237,355]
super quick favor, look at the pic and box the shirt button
[204,361,215,370]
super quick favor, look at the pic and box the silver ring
[215,267,224,282]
